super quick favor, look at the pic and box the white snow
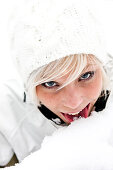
[3,93,113,170]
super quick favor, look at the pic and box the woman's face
[36,62,103,124]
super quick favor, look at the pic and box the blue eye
[42,81,58,88]
[79,71,94,81]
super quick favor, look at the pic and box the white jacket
[0,79,58,166]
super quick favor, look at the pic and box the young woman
[28,54,110,125]
[0,0,112,167]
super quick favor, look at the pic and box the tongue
[80,106,88,118]
[64,114,74,122]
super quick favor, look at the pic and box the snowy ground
[0,0,113,169]
[3,92,113,170]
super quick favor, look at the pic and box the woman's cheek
[39,91,58,107]
[85,77,102,99]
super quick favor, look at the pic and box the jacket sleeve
[0,79,57,164]
[0,80,24,166]
[0,132,14,166]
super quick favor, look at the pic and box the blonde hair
[27,54,110,105]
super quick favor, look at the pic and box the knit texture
[10,0,109,86]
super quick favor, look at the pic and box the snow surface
[3,93,113,170]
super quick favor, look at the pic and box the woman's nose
[61,83,83,109]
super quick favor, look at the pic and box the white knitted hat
[10,0,109,86]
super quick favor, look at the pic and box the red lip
[61,104,90,123]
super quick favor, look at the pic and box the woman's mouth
[61,104,90,123]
